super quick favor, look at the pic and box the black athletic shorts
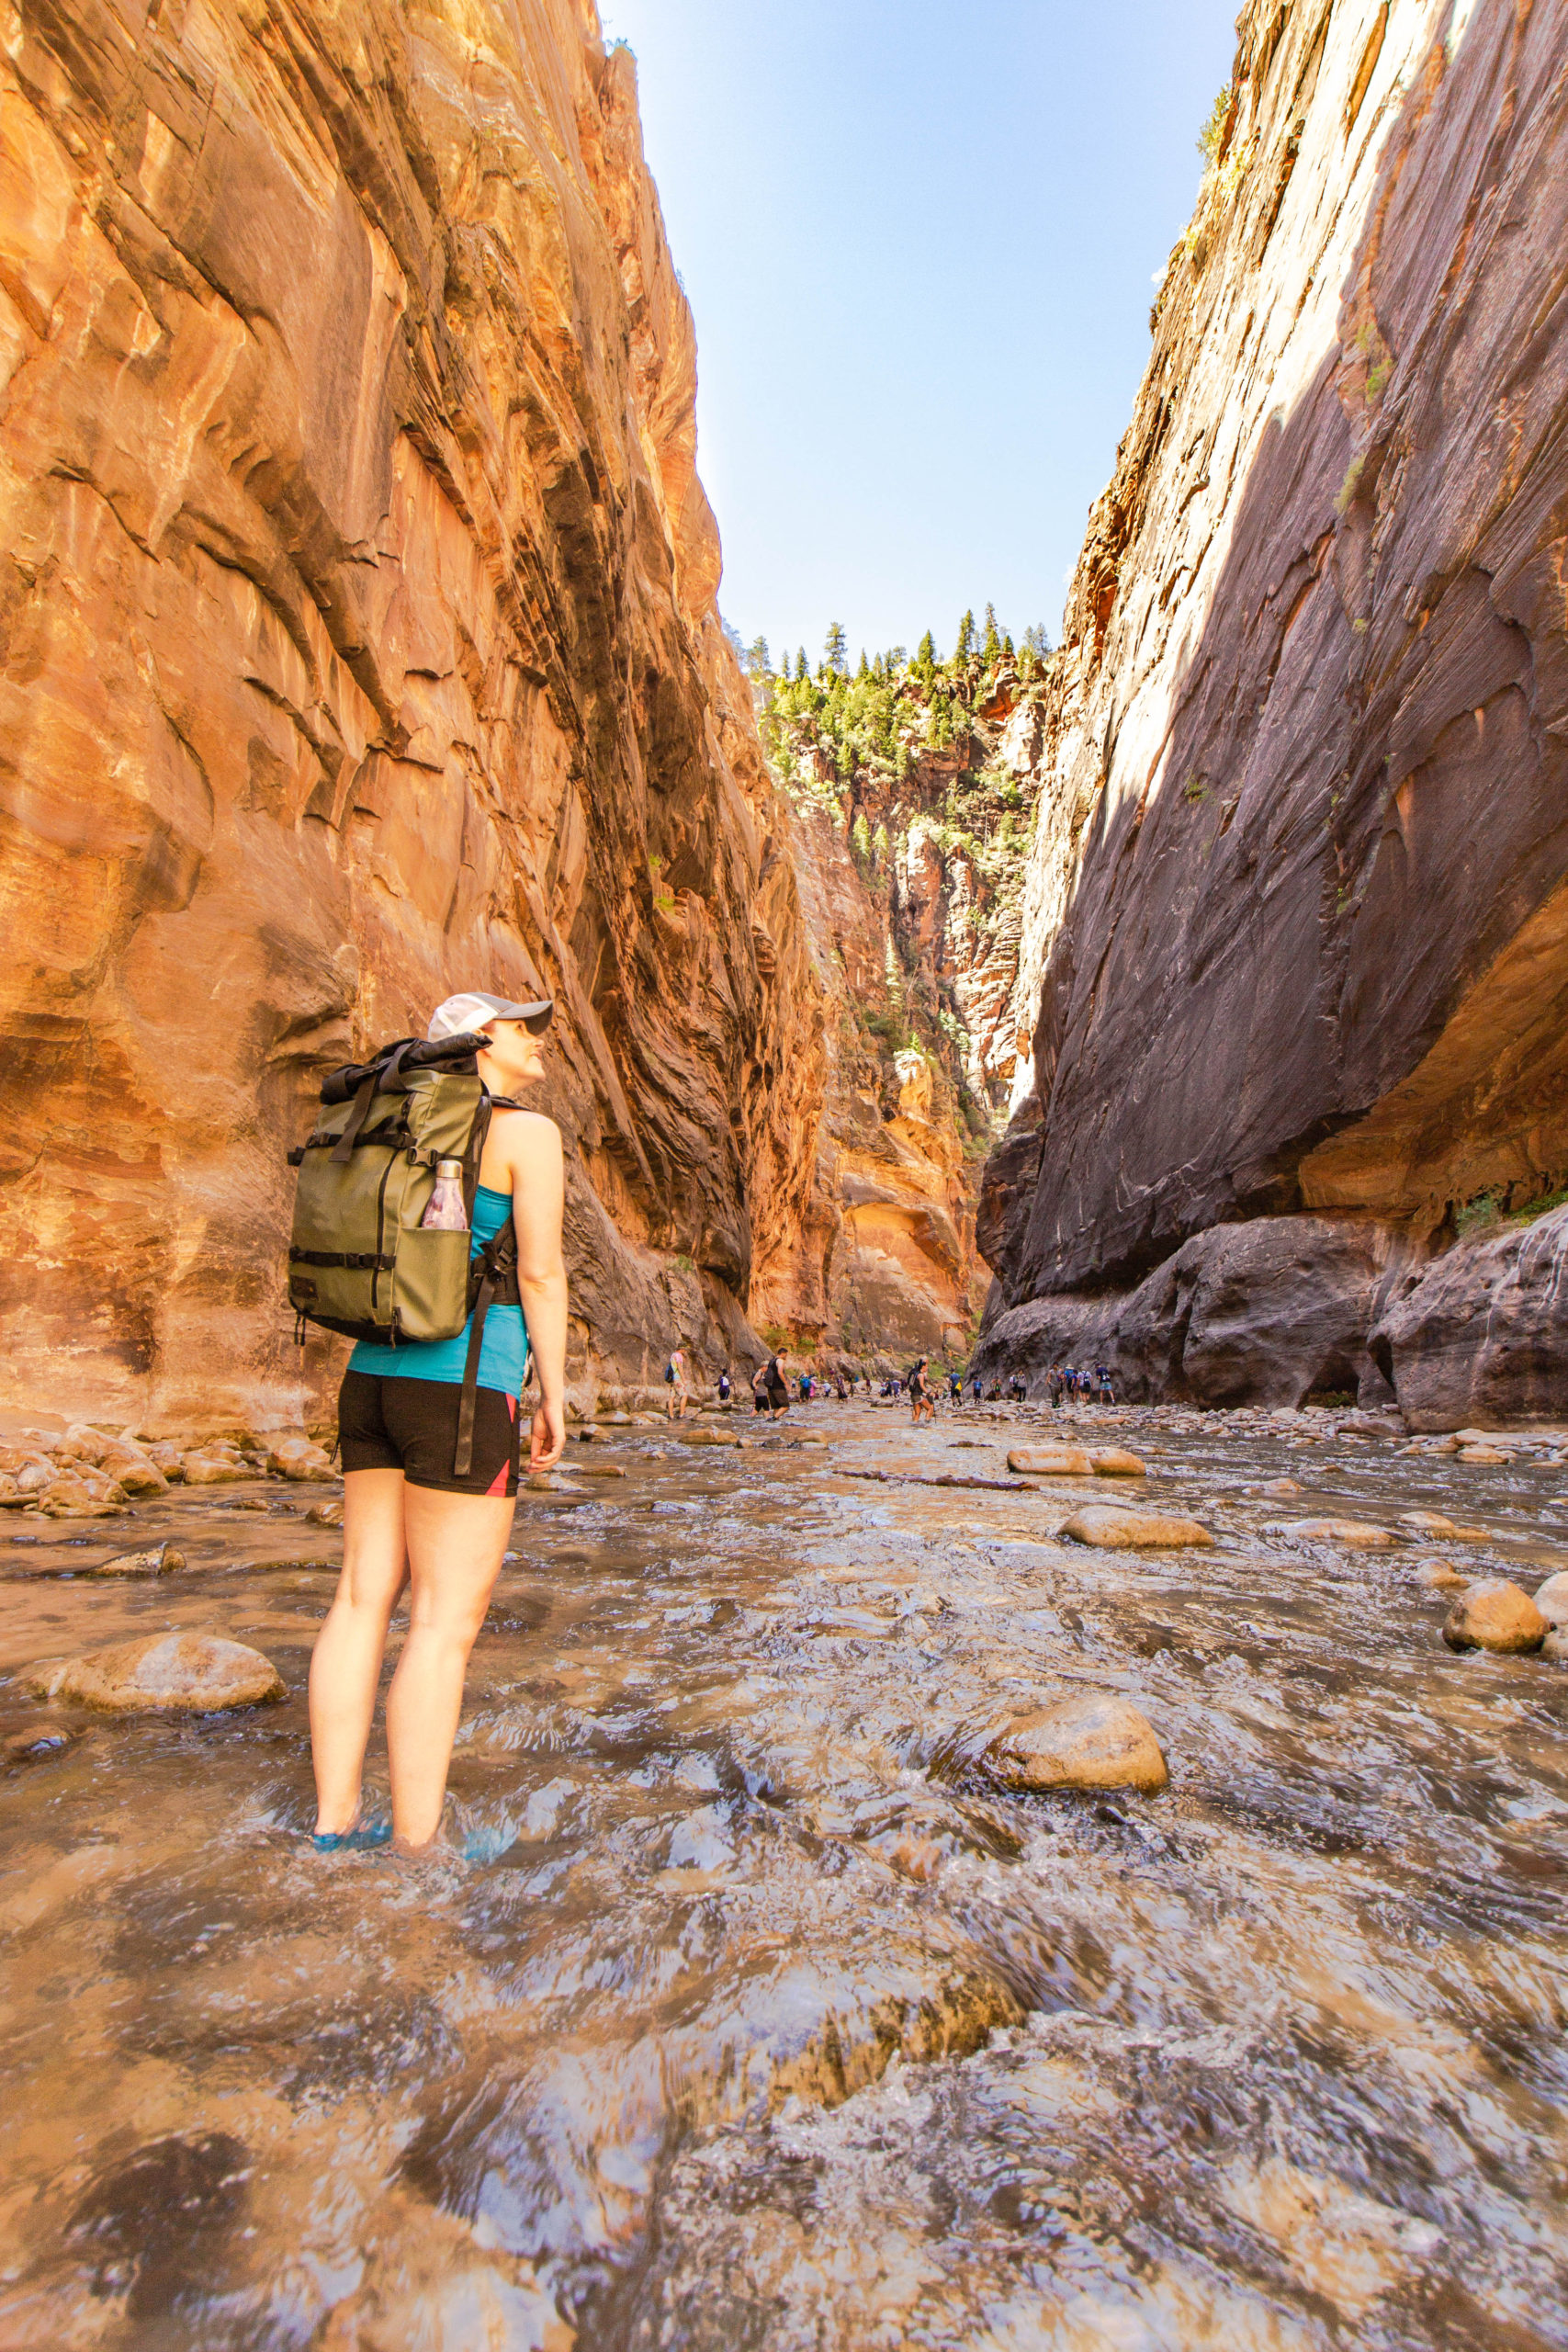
[337,1371,521,1496]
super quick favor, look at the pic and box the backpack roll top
[287,1037,495,1346]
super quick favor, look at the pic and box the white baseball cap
[427,990,554,1041]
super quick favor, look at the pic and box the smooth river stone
[1532,1570,1568,1628]
[1008,1448,1093,1476]
[267,1436,335,1482]
[577,1462,628,1478]
[1270,1518,1399,1548]
[1059,1506,1213,1549]
[676,1428,742,1447]
[1442,1580,1547,1655]
[984,1694,1168,1794]
[26,1633,284,1713]
[1089,1449,1146,1476]
[1411,1556,1469,1589]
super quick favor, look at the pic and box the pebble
[26,1633,285,1713]
[1059,1506,1213,1549]
[306,1498,345,1527]
[983,1694,1168,1794]
[1269,1518,1398,1549]
[1008,1447,1092,1476]
[1442,1580,1547,1655]
[86,1540,186,1577]
[1089,1449,1146,1477]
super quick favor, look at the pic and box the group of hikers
[661,1348,1116,1422]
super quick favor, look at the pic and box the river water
[1,1400,1565,2350]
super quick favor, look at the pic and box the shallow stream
[2,1401,1565,2349]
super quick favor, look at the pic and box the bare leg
[384,1484,514,1849]
[309,1468,409,1834]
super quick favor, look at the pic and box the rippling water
[2,1401,1565,2349]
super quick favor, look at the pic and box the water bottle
[421,1159,468,1231]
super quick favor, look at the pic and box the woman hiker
[308,991,568,1854]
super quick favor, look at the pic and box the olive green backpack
[286,1034,525,1472]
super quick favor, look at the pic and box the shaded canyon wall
[0,0,823,1429]
[976,0,1568,1426]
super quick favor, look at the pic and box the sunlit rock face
[978,0,1568,1419]
[758,800,986,1360]
[0,0,822,1429]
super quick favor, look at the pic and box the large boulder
[28,1634,284,1713]
[976,1217,1395,1408]
[1371,1206,1568,1430]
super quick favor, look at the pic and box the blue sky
[596,2,1240,668]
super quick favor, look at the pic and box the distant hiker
[717,1367,732,1406]
[760,1352,789,1418]
[908,1356,935,1423]
[798,1371,812,1402]
[949,1371,962,1404]
[1046,1364,1065,1409]
[305,989,564,1855]
[1009,1373,1026,1403]
[1096,1363,1115,1407]
[665,1346,689,1422]
[751,1362,770,1414]
[971,1374,983,1404]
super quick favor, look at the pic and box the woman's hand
[530,1396,566,1469]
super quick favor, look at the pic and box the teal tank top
[348,1184,528,1395]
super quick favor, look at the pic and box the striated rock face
[0,0,821,1430]
[978,0,1568,1422]
[756,669,1045,1359]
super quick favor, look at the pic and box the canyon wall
[977,0,1568,1425]
[750,663,1044,1363]
[0,0,823,1430]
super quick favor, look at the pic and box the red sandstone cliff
[0,0,823,1429]
[976,0,1568,1424]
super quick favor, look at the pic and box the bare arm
[502,1113,568,1469]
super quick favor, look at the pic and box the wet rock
[39,1478,130,1520]
[1397,1510,1463,1536]
[1254,1477,1302,1496]
[1007,1447,1093,1476]
[1269,1518,1398,1549]
[1059,1506,1213,1549]
[1442,1581,1547,1655]
[27,1634,285,1713]
[1089,1448,1146,1476]
[5,1721,79,1765]
[983,1694,1168,1794]
[306,1498,344,1528]
[676,1428,742,1448]
[266,1435,335,1482]
[87,1541,186,1577]
[180,1453,252,1487]
[1458,1444,1510,1464]
[1412,1557,1469,1590]
[577,1463,629,1479]
[1531,1570,1568,1630]
[1542,1629,1568,1662]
